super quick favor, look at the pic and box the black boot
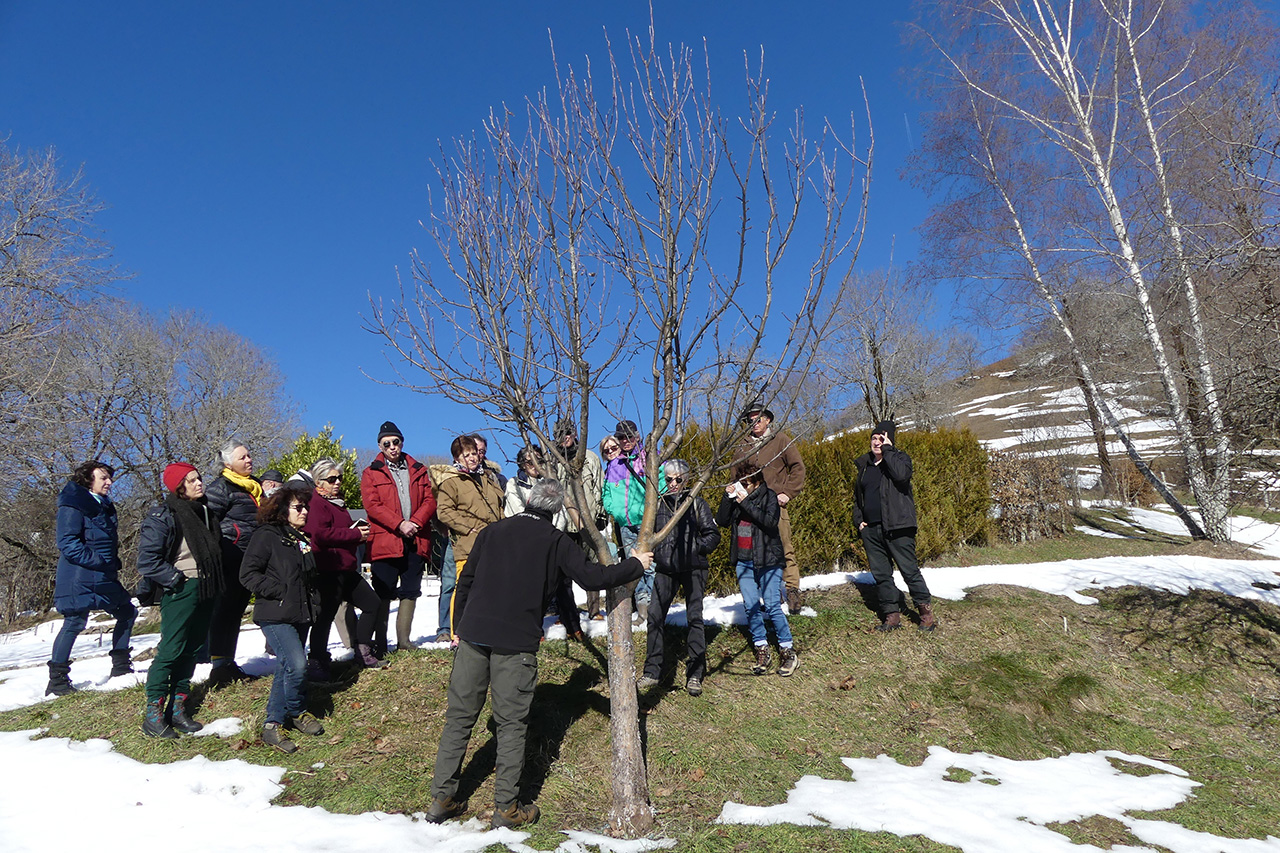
[142,698,178,738]
[45,661,76,697]
[168,692,203,733]
[109,649,135,677]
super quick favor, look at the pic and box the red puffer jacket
[360,452,436,562]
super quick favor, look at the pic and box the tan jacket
[553,448,603,533]
[735,429,805,498]
[433,466,505,563]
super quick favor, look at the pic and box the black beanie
[378,421,404,442]
[872,420,897,443]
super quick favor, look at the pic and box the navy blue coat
[54,481,131,614]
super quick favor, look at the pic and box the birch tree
[912,0,1277,540]
[369,27,870,835]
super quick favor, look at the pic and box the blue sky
[0,1,936,465]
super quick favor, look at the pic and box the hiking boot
[434,629,452,644]
[751,645,772,676]
[786,588,804,614]
[262,722,298,753]
[286,712,325,736]
[358,644,390,669]
[491,801,540,829]
[45,662,76,697]
[168,692,203,733]
[685,676,703,697]
[424,795,468,824]
[109,648,135,677]
[207,661,255,689]
[636,675,661,690]
[918,601,938,632]
[778,647,799,677]
[876,611,902,632]
[142,698,178,739]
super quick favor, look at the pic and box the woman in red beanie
[136,463,226,737]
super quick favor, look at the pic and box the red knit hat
[163,462,198,494]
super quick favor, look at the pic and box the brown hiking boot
[918,602,938,632]
[491,801,540,829]
[786,587,804,614]
[424,795,468,824]
[751,644,772,675]
[778,647,799,677]
[876,611,902,632]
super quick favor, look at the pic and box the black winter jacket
[240,524,321,625]
[715,485,784,568]
[136,499,218,590]
[205,474,261,552]
[653,493,720,574]
[455,507,645,652]
[852,447,917,534]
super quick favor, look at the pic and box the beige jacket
[432,465,505,563]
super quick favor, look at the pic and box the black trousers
[310,571,382,660]
[643,569,707,681]
[861,524,931,613]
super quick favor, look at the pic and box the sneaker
[491,801,540,829]
[636,675,660,690]
[424,795,468,824]
[685,677,703,696]
[778,648,799,677]
[262,722,298,753]
[751,645,772,676]
[286,711,325,736]
[786,588,804,614]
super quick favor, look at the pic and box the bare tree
[911,0,1280,540]
[369,27,870,835]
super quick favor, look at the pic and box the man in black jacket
[853,421,937,632]
[425,478,653,829]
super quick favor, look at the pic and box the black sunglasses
[320,475,342,484]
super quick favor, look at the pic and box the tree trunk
[603,584,653,835]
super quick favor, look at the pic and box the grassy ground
[4,536,1280,851]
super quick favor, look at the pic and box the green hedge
[676,427,990,595]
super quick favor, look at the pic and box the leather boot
[917,601,938,632]
[876,611,902,632]
[396,599,418,650]
[45,661,76,697]
[142,698,178,738]
[358,644,390,669]
[109,648,134,677]
[168,692,203,733]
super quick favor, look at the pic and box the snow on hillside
[2,509,1279,851]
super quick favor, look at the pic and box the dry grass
[4,574,1280,851]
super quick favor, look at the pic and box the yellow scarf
[221,468,263,505]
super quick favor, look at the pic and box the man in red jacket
[360,421,437,654]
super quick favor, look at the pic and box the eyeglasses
[320,476,342,484]
[289,503,309,512]
[381,438,402,448]
[670,476,685,484]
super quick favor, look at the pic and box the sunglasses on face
[381,438,402,449]
[289,503,309,512]
[320,475,342,484]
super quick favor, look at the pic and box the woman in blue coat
[47,460,138,697]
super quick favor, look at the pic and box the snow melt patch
[718,747,1280,852]
[0,730,674,853]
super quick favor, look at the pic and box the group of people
[46,408,937,824]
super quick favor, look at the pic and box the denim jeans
[258,622,309,725]
[620,524,654,605]
[735,560,792,647]
[435,538,455,634]
[50,602,136,664]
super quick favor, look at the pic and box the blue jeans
[620,524,654,605]
[435,538,455,634]
[50,604,136,664]
[259,622,309,725]
[735,560,792,647]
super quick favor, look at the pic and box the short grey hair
[662,459,691,479]
[214,439,248,471]
[310,458,344,482]
[526,477,565,513]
